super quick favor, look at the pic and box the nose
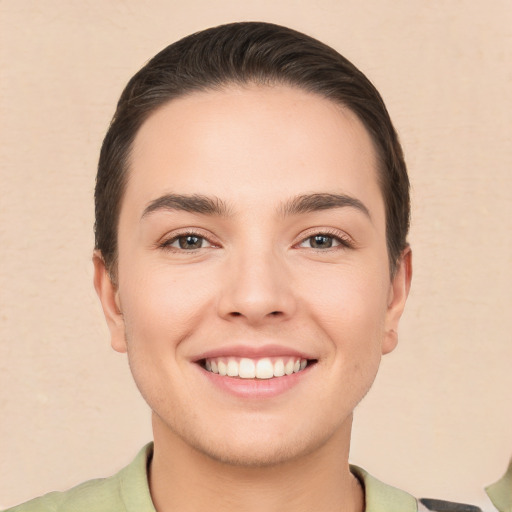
[217,248,297,325]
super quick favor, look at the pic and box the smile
[202,357,311,379]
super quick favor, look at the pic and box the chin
[162,410,348,469]
[189,433,320,468]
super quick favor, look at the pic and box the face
[94,85,411,466]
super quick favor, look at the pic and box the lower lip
[198,364,314,399]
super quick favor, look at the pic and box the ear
[382,246,412,355]
[93,251,127,353]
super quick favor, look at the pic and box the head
[93,22,412,467]
[95,21,409,282]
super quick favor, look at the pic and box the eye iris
[311,235,333,248]
[179,235,203,249]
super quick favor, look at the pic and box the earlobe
[92,251,127,353]
[382,246,412,355]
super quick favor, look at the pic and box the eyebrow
[141,192,371,220]
[141,194,231,219]
[279,193,371,220]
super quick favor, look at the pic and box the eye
[160,232,215,251]
[300,234,338,249]
[175,235,206,250]
[297,231,353,250]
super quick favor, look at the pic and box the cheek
[118,261,216,348]
[303,264,390,337]
[300,262,390,397]
[117,266,212,414]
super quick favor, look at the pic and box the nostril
[228,311,282,318]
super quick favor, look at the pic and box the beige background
[1,0,511,509]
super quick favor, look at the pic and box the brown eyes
[161,231,351,252]
[299,234,341,249]
[162,234,214,250]
[177,235,206,250]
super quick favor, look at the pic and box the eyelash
[158,230,218,252]
[158,228,354,253]
[295,228,354,251]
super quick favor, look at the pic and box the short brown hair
[95,21,409,278]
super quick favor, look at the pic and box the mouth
[199,356,317,379]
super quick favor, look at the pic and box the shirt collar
[117,443,156,512]
[117,443,418,512]
[485,459,512,512]
[351,465,418,512]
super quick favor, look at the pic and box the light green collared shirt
[486,459,512,512]
[4,443,418,512]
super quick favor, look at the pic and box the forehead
[124,84,383,219]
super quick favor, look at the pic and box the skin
[94,85,412,512]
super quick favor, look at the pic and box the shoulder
[485,457,512,512]
[2,444,155,512]
[3,476,120,512]
[351,465,484,512]
[351,465,418,512]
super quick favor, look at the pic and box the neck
[148,413,364,512]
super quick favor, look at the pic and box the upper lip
[192,344,316,362]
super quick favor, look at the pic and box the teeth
[204,356,310,379]
[218,360,227,376]
[227,359,238,377]
[273,359,285,377]
[256,358,274,379]
[239,358,255,378]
